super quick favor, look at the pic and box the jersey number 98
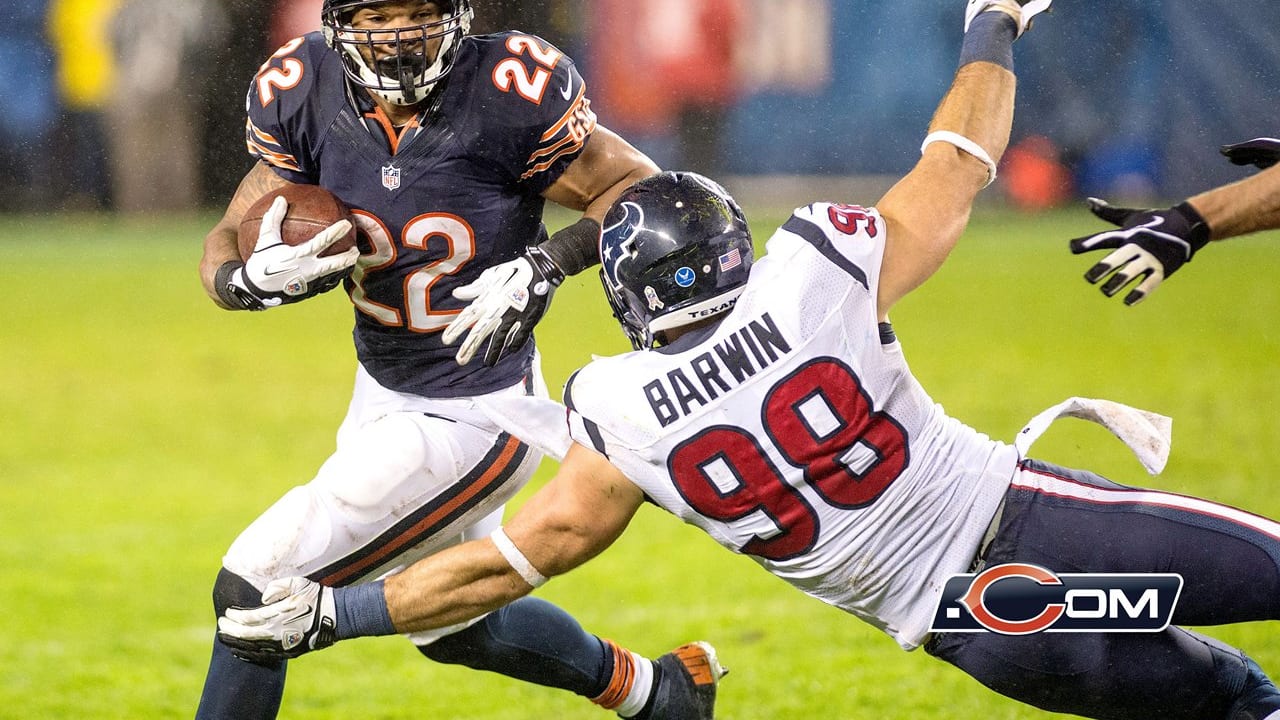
[668,358,909,561]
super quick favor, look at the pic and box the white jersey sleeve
[565,204,1017,650]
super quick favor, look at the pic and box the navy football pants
[927,459,1280,719]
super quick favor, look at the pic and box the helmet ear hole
[598,172,754,350]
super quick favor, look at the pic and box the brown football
[237,184,358,261]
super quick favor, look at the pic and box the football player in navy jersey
[222,2,1280,718]
[194,2,724,719]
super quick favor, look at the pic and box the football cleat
[964,0,1053,37]
[643,642,727,720]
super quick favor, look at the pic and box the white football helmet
[322,0,473,106]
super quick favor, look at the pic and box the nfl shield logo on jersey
[381,164,401,191]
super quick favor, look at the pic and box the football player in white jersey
[218,2,1280,717]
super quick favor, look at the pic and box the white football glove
[217,577,337,663]
[225,196,360,310]
[442,247,563,367]
[964,0,1053,37]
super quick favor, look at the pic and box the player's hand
[1220,137,1280,170]
[224,196,359,310]
[443,247,564,367]
[1068,198,1211,306]
[965,0,1052,37]
[217,577,337,663]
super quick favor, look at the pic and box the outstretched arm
[1187,162,1280,241]
[874,3,1042,319]
[217,443,644,660]
[385,442,644,632]
[1069,157,1280,306]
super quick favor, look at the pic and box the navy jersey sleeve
[243,33,337,185]
[466,33,599,194]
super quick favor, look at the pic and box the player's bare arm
[383,442,644,633]
[199,163,294,308]
[543,125,660,222]
[1187,162,1280,241]
[443,126,659,366]
[875,12,1019,320]
[217,442,643,641]
[1069,137,1279,305]
[199,162,358,311]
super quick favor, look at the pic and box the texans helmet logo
[601,201,644,287]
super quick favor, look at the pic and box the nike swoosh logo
[261,264,295,277]
[284,604,313,624]
[1130,215,1193,258]
[560,75,573,101]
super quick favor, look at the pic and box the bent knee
[211,568,263,617]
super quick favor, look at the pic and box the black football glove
[443,246,564,366]
[1220,137,1280,170]
[1068,198,1211,306]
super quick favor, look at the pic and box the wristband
[1172,201,1212,252]
[921,131,999,187]
[333,580,396,639]
[214,260,255,309]
[959,11,1016,70]
[490,527,548,588]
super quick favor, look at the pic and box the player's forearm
[1187,163,1280,241]
[201,223,242,308]
[580,153,657,226]
[201,163,292,308]
[923,62,1016,193]
[382,539,534,634]
[548,126,658,219]
[875,36,1017,313]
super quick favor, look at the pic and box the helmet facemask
[322,0,473,106]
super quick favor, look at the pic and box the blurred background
[4,3,1279,716]
[4,0,1278,216]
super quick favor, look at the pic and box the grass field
[1,204,1278,719]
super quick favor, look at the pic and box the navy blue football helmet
[599,172,754,351]
[322,0,473,106]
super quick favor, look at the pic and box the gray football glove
[217,577,337,663]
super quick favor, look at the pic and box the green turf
[1,206,1277,718]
